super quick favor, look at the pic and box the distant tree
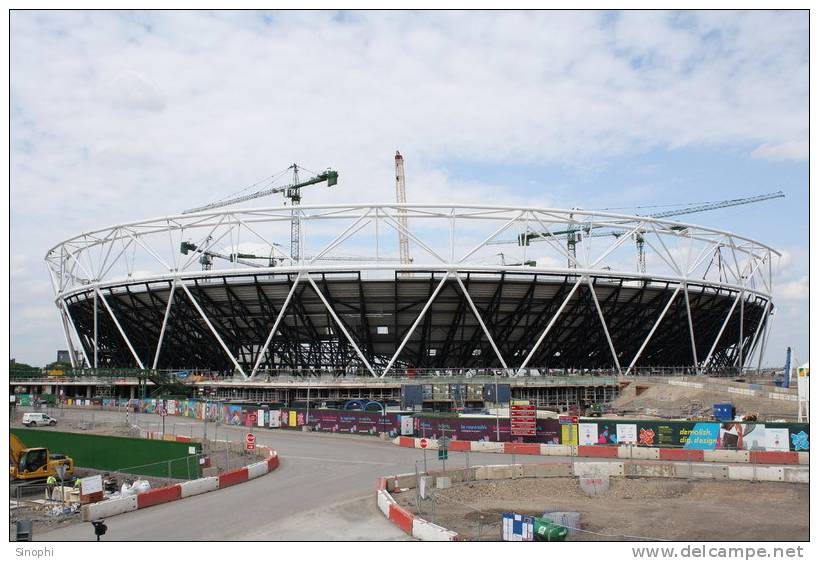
[10,359,36,370]
[45,361,72,371]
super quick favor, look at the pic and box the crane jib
[182,169,338,214]
[517,190,785,245]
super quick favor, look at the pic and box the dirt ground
[610,380,799,420]
[394,477,809,541]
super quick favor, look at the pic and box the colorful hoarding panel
[789,426,809,451]
[578,423,599,445]
[615,423,638,444]
[578,419,809,452]
[414,417,561,443]
[57,397,809,452]
[312,411,399,435]
[765,428,790,452]
[561,424,578,445]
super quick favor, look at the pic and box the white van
[22,413,57,427]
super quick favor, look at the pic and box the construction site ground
[610,378,799,420]
[394,477,808,541]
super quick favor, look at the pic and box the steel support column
[518,275,583,371]
[57,305,79,368]
[382,273,450,377]
[94,287,146,370]
[682,283,700,372]
[454,275,508,369]
[93,289,98,368]
[586,277,622,374]
[624,285,681,375]
[736,291,745,369]
[251,274,302,378]
[702,291,741,371]
[62,300,92,368]
[756,306,776,373]
[746,299,771,372]
[306,275,377,377]
[179,281,247,378]
[152,279,178,370]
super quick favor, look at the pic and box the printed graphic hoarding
[578,423,598,445]
[615,423,637,444]
[57,397,810,452]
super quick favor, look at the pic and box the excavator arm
[10,433,25,465]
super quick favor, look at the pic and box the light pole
[378,401,387,435]
[203,399,208,441]
[304,373,312,429]
[495,370,500,441]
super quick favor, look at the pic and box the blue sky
[441,147,807,246]
[9,10,808,367]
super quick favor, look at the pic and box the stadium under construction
[34,158,781,412]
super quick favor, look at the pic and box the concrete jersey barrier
[81,446,280,521]
[391,437,809,466]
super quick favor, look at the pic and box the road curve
[33,409,561,541]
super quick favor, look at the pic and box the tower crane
[394,151,412,268]
[181,239,285,269]
[181,241,400,271]
[491,191,785,271]
[183,164,339,261]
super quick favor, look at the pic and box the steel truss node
[46,204,778,378]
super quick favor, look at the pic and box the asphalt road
[31,408,565,541]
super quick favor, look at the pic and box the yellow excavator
[10,433,75,481]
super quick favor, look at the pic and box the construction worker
[46,475,57,499]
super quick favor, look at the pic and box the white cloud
[98,70,167,113]
[19,305,57,321]
[10,254,28,279]
[777,275,808,301]
[751,141,809,162]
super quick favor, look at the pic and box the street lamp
[378,401,387,435]
[495,370,500,441]
[306,373,311,427]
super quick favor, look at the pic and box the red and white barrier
[703,449,750,463]
[179,476,219,498]
[82,495,138,521]
[412,518,458,541]
[218,467,249,487]
[81,447,280,521]
[391,437,808,465]
[749,451,799,465]
[388,503,414,533]
[137,484,181,509]
[658,448,704,462]
[246,460,270,479]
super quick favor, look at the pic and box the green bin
[533,517,568,541]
